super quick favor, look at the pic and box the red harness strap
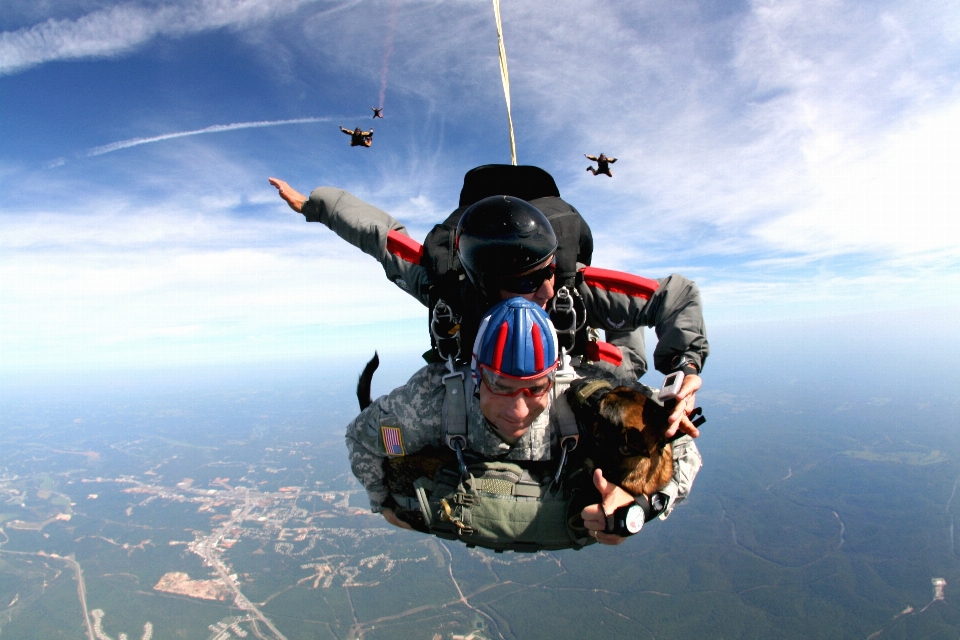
[584,340,623,366]
[386,230,424,265]
[581,266,658,299]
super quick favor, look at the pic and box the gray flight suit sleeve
[658,436,702,519]
[580,273,709,375]
[301,187,433,306]
[603,328,647,380]
[344,364,447,511]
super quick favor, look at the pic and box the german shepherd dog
[356,355,679,503]
[564,379,675,497]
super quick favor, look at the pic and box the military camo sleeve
[301,187,433,306]
[344,364,447,512]
[657,436,703,520]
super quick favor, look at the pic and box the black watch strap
[671,356,700,377]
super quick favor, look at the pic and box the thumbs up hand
[580,468,636,546]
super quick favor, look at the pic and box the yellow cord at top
[492,0,517,166]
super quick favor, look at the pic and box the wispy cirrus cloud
[85,116,335,157]
[489,0,960,268]
[0,0,357,76]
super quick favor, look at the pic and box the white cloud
[0,187,427,371]
[0,0,343,76]
[493,0,960,271]
[754,98,960,256]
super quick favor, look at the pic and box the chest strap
[551,391,582,485]
[553,393,580,450]
[442,364,471,478]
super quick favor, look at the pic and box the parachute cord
[492,0,517,166]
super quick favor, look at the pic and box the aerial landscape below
[1,352,958,640]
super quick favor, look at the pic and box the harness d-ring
[451,437,469,481]
[552,437,578,486]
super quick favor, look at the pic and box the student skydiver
[371,107,383,118]
[340,126,374,147]
[345,297,703,548]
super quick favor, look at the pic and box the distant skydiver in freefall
[371,107,383,118]
[585,153,616,177]
[340,126,374,147]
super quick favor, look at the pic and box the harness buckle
[442,370,464,383]
[439,499,473,535]
[431,299,462,363]
[453,492,478,506]
[555,348,576,386]
[548,286,585,352]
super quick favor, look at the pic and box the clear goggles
[479,365,556,397]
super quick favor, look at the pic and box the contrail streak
[377,0,399,109]
[86,117,334,157]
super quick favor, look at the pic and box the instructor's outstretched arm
[268,177,307,213]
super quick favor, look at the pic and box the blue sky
[1,0,959,374]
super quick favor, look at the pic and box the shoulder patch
[582,266,658,299]
[381,426,406,456]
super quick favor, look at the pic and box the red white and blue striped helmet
[471,297,559,381]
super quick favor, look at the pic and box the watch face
[626,505,645,534]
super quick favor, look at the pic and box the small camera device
[658,371,684,401]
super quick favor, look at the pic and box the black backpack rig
[419,164,594,365]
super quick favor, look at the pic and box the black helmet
[456,195,558,298]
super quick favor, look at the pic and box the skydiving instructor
[268,177,709,436]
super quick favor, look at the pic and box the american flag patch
[381,426,405,456]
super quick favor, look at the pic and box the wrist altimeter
[605,492,670,537]
[671,356,700,378]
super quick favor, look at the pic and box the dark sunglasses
[498,260,556,294]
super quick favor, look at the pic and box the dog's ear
[640,398,673,440]
[623,427,646,455]
[599,387,648,430]
[596,387,650,452]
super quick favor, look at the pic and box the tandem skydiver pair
[269,164,709,549]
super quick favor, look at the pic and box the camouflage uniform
[345,362,702,520]
[301,187,709,377]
